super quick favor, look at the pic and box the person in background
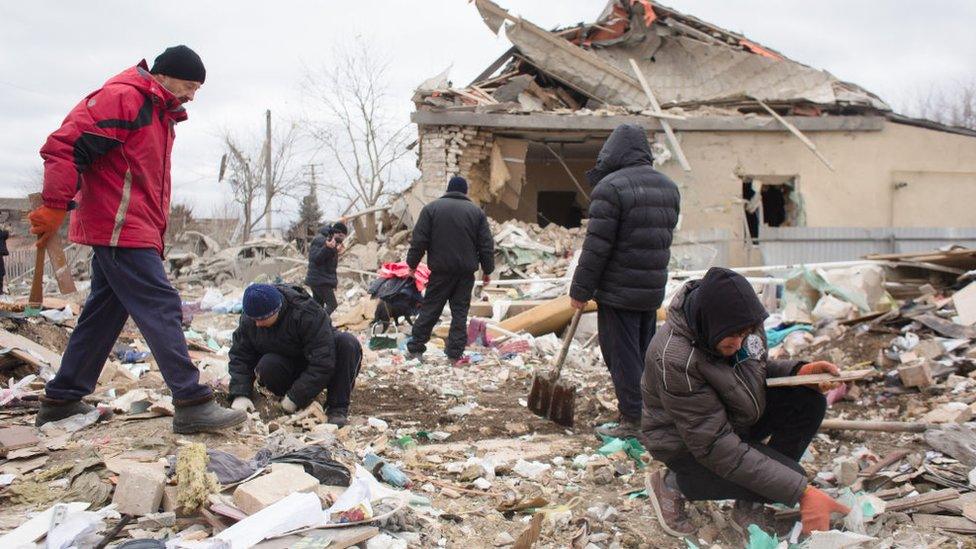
[30,45,245,433]
[228,284,362,427]
[642,267,849,536]
[405,176,493,365]
[306,221,347,313]
[0,225,9,294]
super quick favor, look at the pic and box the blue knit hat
[446,176,468,194]
[242,284,283,320]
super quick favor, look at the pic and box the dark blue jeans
[597,305,657,419]
[45,247,211,403]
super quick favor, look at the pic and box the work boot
[647,469,696,537]
[405,351,424,363]
[595,415,641,440]
[172,397,247,434]
[35,398,102,427]
[327,407,349,428]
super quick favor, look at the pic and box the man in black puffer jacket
[569,124,680,439]
[227,284,362,427]
[305,221,348,313]
[406,176,494,363]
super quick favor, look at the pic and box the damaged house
[407,0,976,267]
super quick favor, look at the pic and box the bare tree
[302,38,414,212]
[222,118,304,242]
[906,77,976,130]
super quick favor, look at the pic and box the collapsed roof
[414,0,890,116]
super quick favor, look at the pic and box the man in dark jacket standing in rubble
[569,124,680,439]
[228,284,362,427]
[29,46,245,433]
[641,267,849,536]
[406,176,494,364]
[305,221,347,313]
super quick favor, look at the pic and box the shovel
[527,308,583,427]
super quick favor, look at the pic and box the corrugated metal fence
[758,227,976,265]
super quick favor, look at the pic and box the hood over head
[679,267,769,352]
[586,123,654,186]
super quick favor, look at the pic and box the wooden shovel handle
[29,243,45,307]
[553,309,584,377]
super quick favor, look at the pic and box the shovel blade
[527,370,555,417]
[547,379,576,427]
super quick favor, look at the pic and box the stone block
[232,464,319,515]
[898,360,933,388]
[112,466,165,516]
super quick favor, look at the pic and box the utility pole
[264,109,273,235]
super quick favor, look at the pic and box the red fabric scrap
[377,261,431,292]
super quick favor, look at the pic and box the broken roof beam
[470,46,518,86]
[628,58,691,172]
[473,0,646,108]
[752,97,836,171]
[411,111,885,133]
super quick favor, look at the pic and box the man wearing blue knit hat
[227,283,362,426]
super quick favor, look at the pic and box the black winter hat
[446,176,468,194]
[683,267,768,352]
[150,45,206,83]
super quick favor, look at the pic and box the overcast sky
[1,0,973,223]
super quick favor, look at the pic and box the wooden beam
[628,58,692,172]
[411,110,886,133]
[766,368,876,388]
[752,97,835,171]
[470,46,518,85]
[819,419,930,433]
[775,488,959,521]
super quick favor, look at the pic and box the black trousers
[255,332,362,412]
[666,386,826,503]
[310,285,338,314]
[597,305,657,419]
[407,272,474,360]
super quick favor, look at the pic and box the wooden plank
[629,58,692,172]
[819,419,929,433]
[496,295,596,337]
[469,300,552,318]
[766,368,876,387]
[0,328,62,372]
[912,513,976,534]
[410,110,887,133]
[752,97,835,171]
[775,488,958,520]
[28,193,76,294]
[860,449,909,477]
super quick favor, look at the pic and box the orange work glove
[799,486,850,534]
[28,206,67,248]
[797,360,842,393]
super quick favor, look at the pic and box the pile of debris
[2,246,976,547]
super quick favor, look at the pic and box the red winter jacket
[40,60,188,253]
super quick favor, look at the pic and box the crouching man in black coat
[227,284,362,427]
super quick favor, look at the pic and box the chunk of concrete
[232,464,319,515]
[112,466,165,516]
[833,457,859,487]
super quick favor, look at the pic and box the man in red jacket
[30,46,246,433]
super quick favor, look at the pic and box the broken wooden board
[860,449,909,477]
[469,300,553,319]
[819,419,930,433]
[766,368,876,387]
[913,313,976,340]
[925,424,976,467]
[253,526,377,549]
[912,513,976,534]
[495,295,596,337]
[0,328,62,372]
[774,488,958,520]
[28,193,76,294]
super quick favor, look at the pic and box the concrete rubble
[1,221,976,548]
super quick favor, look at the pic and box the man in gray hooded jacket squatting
[641,267,850,536]
[569,124,680,439]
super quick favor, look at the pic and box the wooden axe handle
[29,243,45,307]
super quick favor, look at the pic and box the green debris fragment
[395,435,417,450]
[746,524,779,549]
[597,433,648,466]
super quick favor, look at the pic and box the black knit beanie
[446,176,468,194]
[150,45,206,83]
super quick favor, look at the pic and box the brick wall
[417,125,494,204]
